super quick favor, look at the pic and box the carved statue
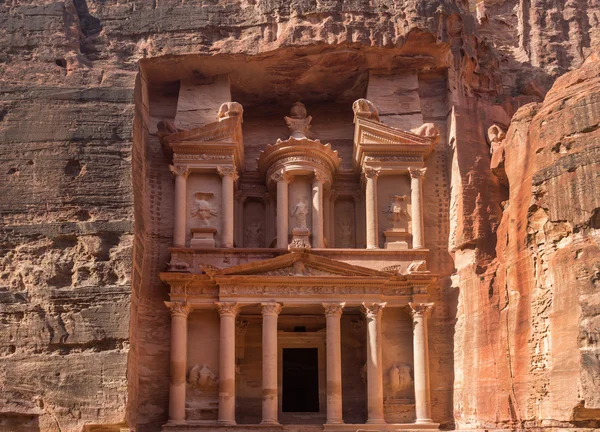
[338,217,352,248]
[217,102,244,121]
[157,119,180,138]
[385,195,407,228]
[352,98,380,122]
[191,192,217,227]
[407,260,428,274]
[292,197,309,229]
[411,122,440,138]
[389,363,413,393]
[245,221,263,247]
[289,101,308,119]
[487,124,506,153]
[188,364,218,390]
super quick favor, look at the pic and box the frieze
[364,155,422,163]
[219,285,382,295]
[174,153,234,161]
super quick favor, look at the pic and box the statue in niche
[337,217,352,248]
[292,197,309,229]
[245,221,263,247]
[188,364,218,390]
[385,195,407,229]
[389,363,413,394]
[191,192,218,227]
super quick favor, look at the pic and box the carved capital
[261,302,283,316]
[363,167,380,180]
[165,301,190,318]
[169,164,190,179]
[313,170,327,185]
[216,302,240,317]
[409,302,434,318]
[362,302,386,319]
[217,165,239,181]
[272,169,291,184]
[409,167,427,179]
[323,302,345,318]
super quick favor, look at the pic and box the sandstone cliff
[0,0,599,431]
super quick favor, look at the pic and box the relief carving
[389,363,414,394]
[337,217,353,248]
[410,122,440,138]
[292,197,309,230]
[188,364,218,390]
[385,195,408,229]
[352,98,380,122]
[191,192,218,227]
[244,221,263,247]
[217,102,243,121]
[285,101,312,138]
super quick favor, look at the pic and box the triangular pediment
[355,117,436,146]
[213,251,391,278]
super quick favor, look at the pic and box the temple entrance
[282,348,319,413]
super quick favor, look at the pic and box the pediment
[213,251,391,278]
[164,115,242,145]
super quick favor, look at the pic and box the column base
[259,420,281,426]
[415,419,435,424]
[366,419,387,424]
[217,420,237,426]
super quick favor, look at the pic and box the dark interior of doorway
[282,348,319,412]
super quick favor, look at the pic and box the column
[353,190,362,249]
[330,189,338,248]
[264,192,275,247]
[216,302,240,425]
[165,301,190,422]
[275,169,290,249]
[409,168,426,249]
[323,190,330,246]
[312,171,326,248]
[364,168,380,249]
[323,302,345,424]
[261,302,283,425]
[235,191,244,247]
[217,166,238,248]
[362,302,386,424]
[409,302,434,424]
[169,165,190,248]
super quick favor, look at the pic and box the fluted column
[409,168,426,249]
[312,171,326,248]
[165,301,190,422]
[169,165,190,248]
[362,302,386,424]
[216,302,240,425]
[275,169,290,248]
[323,302,345,424]
[261,302,283,425]
[217,166,238,248]
[409,302,434,424]
[364,168,380,249]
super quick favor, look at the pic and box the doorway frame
[277,329,327,424]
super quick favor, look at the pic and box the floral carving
[165,301,190,317]
[362,302,386,318]
[216,302,240,317]
[261,302,283,316]
[323,302,345,317]
[169,164,190,178]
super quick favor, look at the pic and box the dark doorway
[282,348,319,412]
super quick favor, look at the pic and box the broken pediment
[212,251,390,278]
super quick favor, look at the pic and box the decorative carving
[217,165,239,181]
[313,170,327,184]
[285,102,312,138]
[389,364,413,393]
[261,302,283,316]
[215,302,240,317]
[364,155,422,163]
[167,258,191,272]
[409,302,434,317]
[175,154,233,161]
[169,164,190,178]
[288,237,311,250]
[382,264,403,273]
[407,260,428,273]
[188,364,218,390]
[217,102,243,121]
[352,98,380,122]
[244,221,263,247]
[362,302,386,318]
[408,167,427,179]
[410,122,440,138]
[198,263,220,275]
[487,124,506,154]
[191,192,218,227]
[385,195,408,229]
[157,119,180,137]
[292,197,309,230]
[323,302,345,317]
[272,168,290,184]
[165,301,190,317]
[236,319,249,334]
[363,167,380,179]
[338,217,353,248]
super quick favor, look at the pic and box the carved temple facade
[158,85,442,431]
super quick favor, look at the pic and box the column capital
[216,302,240,317]
[323,302,345,317]
[409,302,434,317]
[217,165,239,181]
[313,170,328,185]
[273,168,291,184]
[409,167,427,179]
[165,301,190,317]
[362,302,386,319]
[260,302,283,316]
[363,167,380,179]
[169,164,190,179]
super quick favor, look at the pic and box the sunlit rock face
[0,1,598,431]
